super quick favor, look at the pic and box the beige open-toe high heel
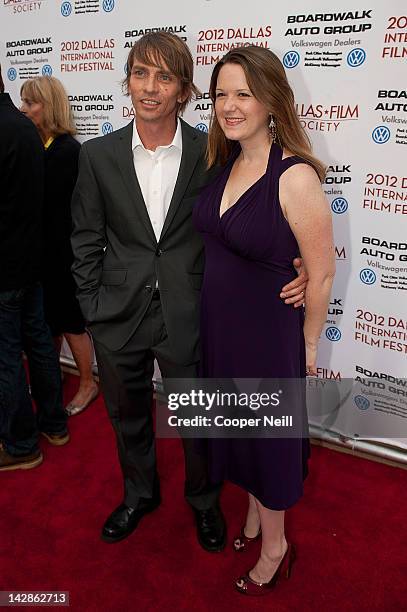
[65,385,99,417]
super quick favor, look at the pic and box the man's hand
[280,257,308,308]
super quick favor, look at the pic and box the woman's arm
[279,163,336,375]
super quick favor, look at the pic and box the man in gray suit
[71,33,306,549]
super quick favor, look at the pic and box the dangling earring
[269,114,277,143]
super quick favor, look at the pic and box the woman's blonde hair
[207,46,326,181]
[20,76,76,136]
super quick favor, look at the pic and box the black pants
[93,297,220,510]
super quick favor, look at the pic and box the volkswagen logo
[331,197,348,214]
[61,1,71,16]
[354,395,370,410]
[7,68,17,81]
[347,48,366,67]
[102,122,113,135]
[102,0,115,12]
[195,123,208,133]
[283,51,300,69]
[325,327,341,342]
[42,65,53,77]
[372,126,390,144]
[360,268,376,285]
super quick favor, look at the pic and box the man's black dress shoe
[193,504,227,552]
[101,497,160,543]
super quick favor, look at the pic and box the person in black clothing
[0,66,68,471]
[20,76,98,415]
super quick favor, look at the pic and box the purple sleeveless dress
[192,143,310,510]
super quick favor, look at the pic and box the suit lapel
[160,119,202,240]
[115,121,157,244]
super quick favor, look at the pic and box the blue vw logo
[7,68,17,81]
[195,123,208,133]
[331,197,348,214]
[360,268,376,285]
[347,48,366,67]
[325,327,341,342]
[102,0,115,11]
[283,51,300,69]
[372,126,390,144]
[102,122,113,135]
[354,395,370,411]
[61,1,71,16]
[42,64,53,77]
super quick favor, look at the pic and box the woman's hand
[305,342,318,376]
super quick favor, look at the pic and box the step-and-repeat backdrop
[1,0,406,450]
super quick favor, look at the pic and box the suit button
[155,248,163,257]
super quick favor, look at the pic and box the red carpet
[1,374,406,611]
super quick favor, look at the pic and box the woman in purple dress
[193,47,335,595]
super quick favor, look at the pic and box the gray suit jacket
[71,119,217,364]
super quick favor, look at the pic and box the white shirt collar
[132,118,182,154]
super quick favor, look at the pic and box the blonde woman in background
[21,76,98,416]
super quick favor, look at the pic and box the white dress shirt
[132,119,182,241]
